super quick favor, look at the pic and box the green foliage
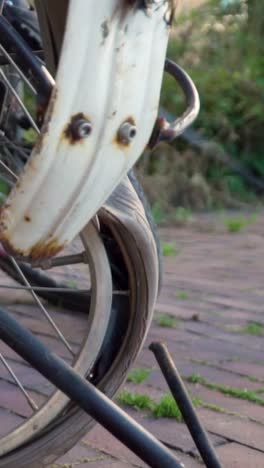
[117,391,153,411]
[151,201,166,224]
[161,241,178,257]
[238,322,264,336]
[0,178,10,197]
[172,207,193,225]
[224,175,257,202]
[23,128,37,144]
[159,0,264,202]
[127,368,152,384]
[225,215,247,233]
[202,402,226,414]
[176,290,189,300]
[155,313,178,328]
[67,280,78,289]
[152,394,183,421]
[224,212,257,232]
[118,390,203,420]
[188,374,205,385]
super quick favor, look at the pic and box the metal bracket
[0,307,222,468]
[149,59,200,148]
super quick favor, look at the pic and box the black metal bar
[0,15,53,97]
[0,50,44,66]
[150,342,222,468]
[0,308,183,468]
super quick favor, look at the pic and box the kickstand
[0,307,222,468]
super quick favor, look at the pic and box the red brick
[219,361,264,382]
[84,425,149,467]
[217,442,264,467]
[54,442,107,467]
[187,384,264,425]
[0,407,24,437]
[197,409,264,451]
[0,359,53,396]
[0,379,45,418]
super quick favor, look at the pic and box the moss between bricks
[187,374,264,405]
[154,313,178,328]
[127,368,152,384]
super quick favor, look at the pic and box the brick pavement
[1,212,264,467]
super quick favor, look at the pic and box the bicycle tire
[0,2,160,466]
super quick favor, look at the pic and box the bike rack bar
[0,307,223,467]
[150,342,222,468]
[0,307,183,468]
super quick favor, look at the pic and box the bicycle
[0,2,199,466]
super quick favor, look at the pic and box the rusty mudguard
[0,0,175,259]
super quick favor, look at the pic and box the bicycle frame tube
[0,0,174,259]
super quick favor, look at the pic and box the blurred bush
[137,0,264,216]
[170,0,263,174]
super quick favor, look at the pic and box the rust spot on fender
[0,233,65,261]
[34,87,58,155]
[29,238,65,261]
[63,112,91,145]
[125,116,135,126]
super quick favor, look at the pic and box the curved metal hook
[149,59,200,148]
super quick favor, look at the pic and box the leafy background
[137,0,264,220]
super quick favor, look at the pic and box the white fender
[0,0,173,259]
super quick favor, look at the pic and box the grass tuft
[118,390,206,421]
[117,391,153,411]
[173,207,193,225]
[67,280,78,289]
[161,242,178,257]
[152,394,183,421]
[225,216,247,233]
[176,290,189,300]
[152,201,166,224]
[127,368,151,384]
[202,402,227,414]
[155,314,178,328]
[239,322,263,336]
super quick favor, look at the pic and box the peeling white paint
[0,0,172,258]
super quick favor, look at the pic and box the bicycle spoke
[1,145,25,174]
[10,257,74,355]
[0,44,37,95]
[0,68,39,134]
[0,131,32,161]
[0,2,118,453]
[0,353,38,411]
[0,172,15,188]
[0,158,18,180]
